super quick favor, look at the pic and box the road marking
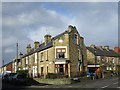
[113,82,118,85]
[101,85,109,88]
[101,82,118,88]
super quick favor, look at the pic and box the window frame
[41,52,44,61]
[56,48,66,59]
[73,34,78,45]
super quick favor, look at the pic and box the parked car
[12,74,27,85]
[2,73,17,83]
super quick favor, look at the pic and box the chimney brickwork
[44,34,52,45]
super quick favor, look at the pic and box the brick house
[86,45,120,76]
[15,25,87,78]
[0,61,13,73]
[114,47,120,55]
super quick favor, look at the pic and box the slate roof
[21,30,68,58]
[87,47,120,57]
[52,30,68,40]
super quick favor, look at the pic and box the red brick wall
[6,64,12,71]
[114,47,120,55]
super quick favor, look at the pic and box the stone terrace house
[15,25,87,78]
[86,45,120,74]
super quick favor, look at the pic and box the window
[97,56,101,63]
[59,64,64,73]
[26,57,28,64]
[97,56,101,60]
[22,59,25,65]
[41,67,44,75]
[56,48,66,59]
[112,58,115,63]
[29,56,31,64]
[73,34,78,44]
[41,52,44,61]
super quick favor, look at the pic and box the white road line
[113,82,118,85]
[101,85,109,88]
[101,82,118,88]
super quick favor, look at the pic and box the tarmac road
[1,75,120,90]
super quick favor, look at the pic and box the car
[7,73,17,83]
[2,73,17,83]
[12,74,27,85]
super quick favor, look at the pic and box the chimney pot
[26,44,31,53]
[34,41,39,50]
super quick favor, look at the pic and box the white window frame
[35,53,37,63]
[97,56,101,60]
[112,58,115,63]
[26,57,28,64]
[55,46,67,58]
[41,52,44,61]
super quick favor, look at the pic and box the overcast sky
[2,2,118,66]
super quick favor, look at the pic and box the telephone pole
[16,43,18,60]
[16,43,18,72]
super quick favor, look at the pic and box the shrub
[16,70,28,77]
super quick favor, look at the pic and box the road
[1,75,120,89]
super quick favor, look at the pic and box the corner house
[13,25,87,78]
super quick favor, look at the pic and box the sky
[1,2,118,66]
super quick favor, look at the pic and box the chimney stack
[19,52,23,58]
[104,45,109,51]
[68,25,74,32]
[97,46,103,50]
[26,44,31,53]
[44,34,52,45]
[34,41,40,50]
[90,44,95,48]
[114,47,120,55]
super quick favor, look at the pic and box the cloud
[4,48,14,53]
[2,2,118,65]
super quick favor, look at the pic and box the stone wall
[33,78,74,84]
[86,49,95,64]
[68,26,87,77]
[38,47,55,77]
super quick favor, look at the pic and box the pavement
[1,75,120,89]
